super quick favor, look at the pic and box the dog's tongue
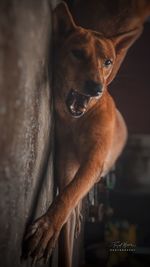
[66,89,90,117]
[72,92,89,109]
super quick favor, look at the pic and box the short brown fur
[24,1,150,266]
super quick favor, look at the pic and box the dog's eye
[103,59,113,67]
[71,49,85,60]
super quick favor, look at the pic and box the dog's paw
[23,214,60,264]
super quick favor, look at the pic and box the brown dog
[24,1,150,266]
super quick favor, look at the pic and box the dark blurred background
[110,22,150,134]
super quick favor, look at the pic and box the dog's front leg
[24,149,104,264]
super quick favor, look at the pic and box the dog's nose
[84,80,103,97]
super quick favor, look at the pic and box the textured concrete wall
[0,1,53,266]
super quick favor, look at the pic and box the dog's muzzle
[66,89,91,118]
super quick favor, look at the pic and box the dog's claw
[45,246,55,265]
[43,236,57,264]
[25,227,37,241]
[31,256,37,267]
[75,211,83,238]
[27,228,44,257]
[24,222,39,241]
[44,250,52,265]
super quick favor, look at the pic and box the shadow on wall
[0,1,54,267]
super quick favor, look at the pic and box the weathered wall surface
[0,1,53,266]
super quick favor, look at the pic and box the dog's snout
[84,80,103,97]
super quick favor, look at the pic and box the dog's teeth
[70,105,75,111]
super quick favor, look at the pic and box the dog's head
[53,2,142,118]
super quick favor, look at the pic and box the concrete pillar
[0,0,53,266]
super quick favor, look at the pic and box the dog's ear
[107,27,143,84]
[112,27,143,55]
[53,2,76,40]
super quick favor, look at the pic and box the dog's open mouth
[66,89,91,118]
